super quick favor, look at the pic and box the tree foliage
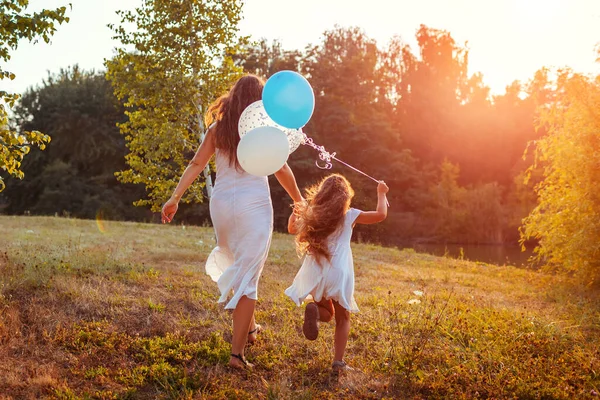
[106,0,245,211]
[5,67,146,220]
[4,18,550,250]
[521,71,600,280]
[233,38,302,78]
[232,26,544,245]
[0,0,69,191]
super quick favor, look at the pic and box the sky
[3,0,600,97]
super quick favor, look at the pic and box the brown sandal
[247,324,262,344]
[332,360,354,373]
[229,353,253,370]
[303,302,319,340]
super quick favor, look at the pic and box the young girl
[285,174,389,372]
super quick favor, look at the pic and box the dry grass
[1,215,599,399]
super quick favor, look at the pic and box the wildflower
[407,299,421,305]
[413,290,424,296]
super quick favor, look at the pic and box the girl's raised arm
[355,181,389,225]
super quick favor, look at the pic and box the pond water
[405,243,536,267]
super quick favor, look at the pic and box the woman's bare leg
[229,295,255,368]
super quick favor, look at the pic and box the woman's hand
[161,197,179,224]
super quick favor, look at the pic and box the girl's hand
[377,181,389,195]
[288,199,305,234]
[288,211,298,234]
[161,197,179,224]
[356,182,389,225]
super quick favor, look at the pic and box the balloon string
[302,136,335,169]
[331,155,379,183]
[301,133,390,207]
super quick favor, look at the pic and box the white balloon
[287,129,305,153]
[237,126,290,176]
[238,100,304,154]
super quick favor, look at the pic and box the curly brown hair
[294,174,355,264]
[204,74,265,169]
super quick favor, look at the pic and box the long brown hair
[204,74,265,169]
[295,174,355,263]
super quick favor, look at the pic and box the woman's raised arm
[274,163,303,203]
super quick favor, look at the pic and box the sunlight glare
[96,210,107,234]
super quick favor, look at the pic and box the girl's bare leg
[315,298,334,322]
[332,300,350,362]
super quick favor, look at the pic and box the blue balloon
[262,71,315,129]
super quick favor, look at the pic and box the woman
[161,75,303,369]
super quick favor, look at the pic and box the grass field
[1,215,599,399]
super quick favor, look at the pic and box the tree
[0,0,69,191]
[5,67,146,220]
[426,160,466,240]
[297,27,419,241]
[106,0,245,212]
[239,28,538,244]
[302,27,413,184]
[396,25,470,166]
[521,71,600,280]
[233,38,302,79]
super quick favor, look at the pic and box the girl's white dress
[205,149,273,310]
[285,208,362,312]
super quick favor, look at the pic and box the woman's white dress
[205,149,273,310]
[285,208,362,313]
